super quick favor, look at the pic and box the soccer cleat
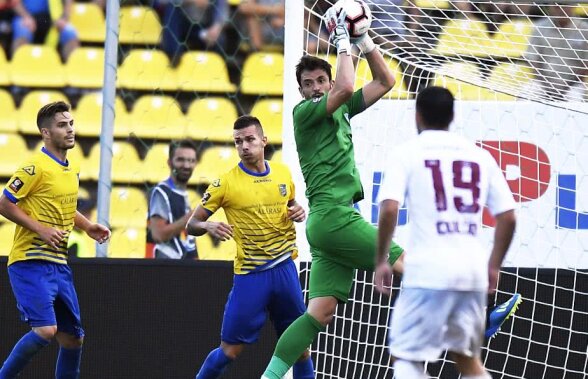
[485,293,522,338]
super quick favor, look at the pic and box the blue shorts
[8,260,84,338]
[221,258,306,344]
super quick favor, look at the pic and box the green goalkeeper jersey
[293,89,366,208]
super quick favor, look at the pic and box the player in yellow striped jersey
[0,101,110,378]
[187,116,314,379]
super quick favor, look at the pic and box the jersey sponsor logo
[211,179,221,187]
[9,177,24,193]
[278,184,287,197]
[201,192,211,205]
[22,165,35,176]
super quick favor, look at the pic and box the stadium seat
[186,189,201,208]
[487,62,534,100]
[433,18,493,57]
[87,142,144,183]
[0,223,15,256]
[270,149,282,162]
[66,47,104,88]
[118,49,177,91]
[18,91,68,134]
[433,62,490,100]
[110,187,147,229]
[490,20,534,58]
[119,6,162,45]
[192,146,240,184]
[251,99,283,144]
[32,140,88,179]
[108,227,146,258]
[129,95,187,139]
[176,51,236,93]
[415,0,450,9]
[0,90,18,133]
[74,93,131,137]
[186,97,237,142]
[0,48,10,85]
[240,52,284,95]
[355,58,411,99]
[0,133,29,177]
[141,143,170,183]
[70,2,105,43]
[11,45,66,87]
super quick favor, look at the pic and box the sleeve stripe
[202,207,213,216]
[2,189,18,203]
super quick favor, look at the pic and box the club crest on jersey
[211,179,221,187]
[23,165,35,176]
[278,184,287,197]
[9,177,24,193]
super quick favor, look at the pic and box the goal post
[284,1,588,377]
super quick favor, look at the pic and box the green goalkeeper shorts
[306,205,404,303]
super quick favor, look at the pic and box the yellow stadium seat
[197,234,236,261]
[192,146,240,184]
[129,95,186,139]
[18,91,68,134]
[186,189,201,208]
[74,93,130,137]
[228,0,241,5]
[251,99,283,144]
[70,2,105,42]
[433,18,493,57]
[575,4,588,16]
[11,45,66,87]
[119,6,161,45]
[66,47,104,88]
[118,49,177,91]
[415,0,450,9]
[0,90,17,133]
[108,227,146,258]
[177,51,236,93]
[142,143,170,183]
[489,20,534,58]
[240,52,284,95]
[487,62,534,100]
[270,149,282,162]
[433,62,488,100]
[87,142,144,183]
[0,223,16,256]
[0,133,29,177]
[110,187,147,229]
[186,97,237,142]
[355,58,411,99]
[0,48,10,85]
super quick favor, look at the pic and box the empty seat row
[0,91,284,143]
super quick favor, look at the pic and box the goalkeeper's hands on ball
[351,32,376,55]
[324,7,351,55]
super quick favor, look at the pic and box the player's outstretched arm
[488,209,516,293]
[374,199,400,295]
[324,6,355,115]
[75,211,111,244]
[356,35,395,108]
[186,205,233,241]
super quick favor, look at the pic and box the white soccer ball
[333,0,372,39]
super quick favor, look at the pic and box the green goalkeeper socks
[262,312,324,378]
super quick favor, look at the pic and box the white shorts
[388,288,486,362]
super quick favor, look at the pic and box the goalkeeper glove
[352,33,376,55]
[324,7,351,56]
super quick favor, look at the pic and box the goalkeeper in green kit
[261,5,404,379]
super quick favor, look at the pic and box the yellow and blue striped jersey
[3,147,80,266]
[202,161,297,274]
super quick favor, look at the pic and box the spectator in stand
[303,0,329,53]
[161,0,228,65]
[238,0,284,51]
[0,0,14,56]
[524,3,588,101]
[11,0,79,60]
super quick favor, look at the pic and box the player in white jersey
[375,86,517,379]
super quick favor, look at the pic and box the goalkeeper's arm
[357,33,396,108]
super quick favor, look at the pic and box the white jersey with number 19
[379,130,516,291]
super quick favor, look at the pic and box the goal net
[285,1,588,378]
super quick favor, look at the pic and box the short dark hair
[169,139,198,160]
[296,55,332,86]
[415,86,454,130]
[37,101,71,130]
[233,115,264,135]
